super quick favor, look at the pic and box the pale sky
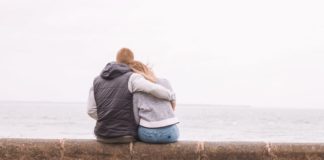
[1,0,324,108]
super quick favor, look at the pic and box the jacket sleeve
[161,79,175,95]
[87,86,98,120]
[128,73,176,101]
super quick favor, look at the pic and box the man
[87,48,175,143]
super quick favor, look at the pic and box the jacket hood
[100,62,132,80]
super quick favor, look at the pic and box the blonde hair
[116,48,134,65]
[128,61,157,83]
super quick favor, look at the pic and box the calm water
[1,102,324,142]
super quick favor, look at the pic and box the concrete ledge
[1,139,324,160]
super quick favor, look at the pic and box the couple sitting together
[87,48,180,144]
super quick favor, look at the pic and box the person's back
[93,63,137,139]
[129,60,179,143]
[133,78,179,128]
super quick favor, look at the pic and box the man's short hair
[116,48,134,64]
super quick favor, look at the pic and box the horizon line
[0,100,251,107]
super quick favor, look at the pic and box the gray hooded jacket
[93,62,137,138]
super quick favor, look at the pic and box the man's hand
[171,100,176,111]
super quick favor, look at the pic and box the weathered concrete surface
[1,139,324,160]
[202,142,271,160]
[268,143,324,160]
[0,139,61,160]
[63,139,130,160]
[132,141,199,160]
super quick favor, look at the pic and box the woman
[128,60,179,143]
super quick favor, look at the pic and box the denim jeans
[138,124,179,144]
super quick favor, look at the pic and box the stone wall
[1,138,324,160]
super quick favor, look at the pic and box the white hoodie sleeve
[87,86,98,120]
[128,73,176,101]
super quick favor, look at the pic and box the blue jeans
[138,125,179,144]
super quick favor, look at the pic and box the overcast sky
[1,0,324,108]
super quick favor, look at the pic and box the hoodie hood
[100,62,132,80]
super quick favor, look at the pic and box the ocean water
[1,102,324,142]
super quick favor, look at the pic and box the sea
[1,102,324,142]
